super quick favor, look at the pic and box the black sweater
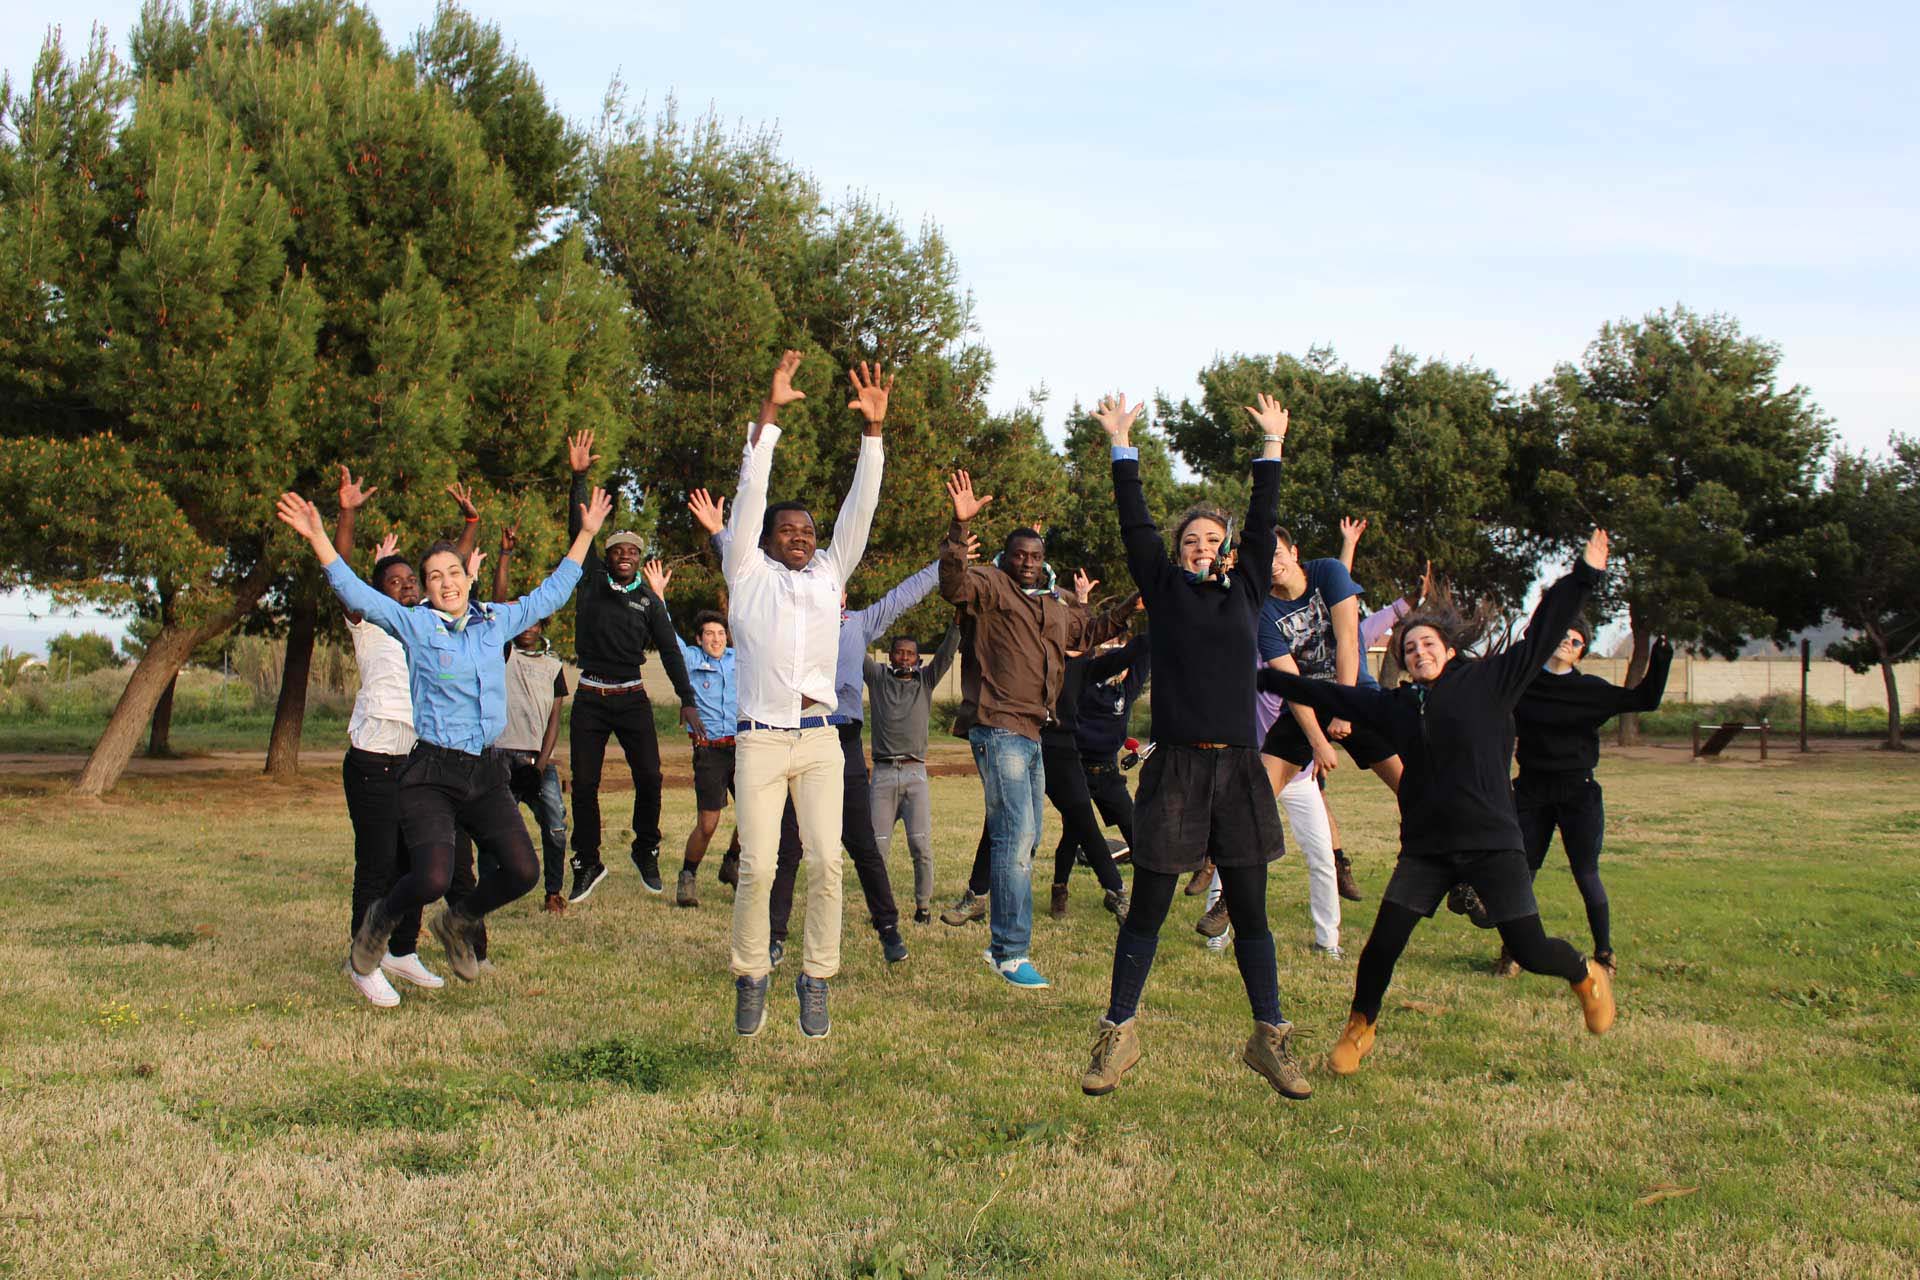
[1042,634,1143,749]
[1117,455,1280,749]
[1260,560,1601,856]
[569,473,695,703]
[1515,639,1673,776]
[1075,636,1151,755]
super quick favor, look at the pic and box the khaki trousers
[730,726,844,979]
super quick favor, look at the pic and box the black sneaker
[631,846,664,894]
[717,851,739,887]
[568,857,608,904]
[734,974,770,1037]
[796,974,830,1039]
[913,905,932,925]
[879,926,908,964]
[768,939,785,968]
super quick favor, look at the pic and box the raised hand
[769,349,806,408]
[1582,528,1610,573]
[1073,567,1099,605]
[1244,393,1289,445]
[946,470,994,523]
[567,430,600,475]
[1340,516,1368,548]
[1414,559,1434,608]
[1094,393,1143,447]
[687,488,726,537]
[962,532,983,562]
[466,550,486,580]
[846,361,893,428]
[641,558,672,598]
[275,493,327,543]
[446,481,479,521]
[337,464,377,512]
[579,487,615,536]
[373,533,400,563]
[499,522,519,554]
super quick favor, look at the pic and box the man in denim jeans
[938,472,1135,988]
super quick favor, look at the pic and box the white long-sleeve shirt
[723,422,884,727]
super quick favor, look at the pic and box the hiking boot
[1492,945,1521,978]
[1334,850,1363,902]
[631,845,664,894]
[344,959,400,1008]
[1195,897,1231,939]
[676,868,699,908]
[1049,883,1069,918]
[879,925,908,964]
[1594,948,1617,978]
[1080,1017,1141,1096]
[380,951,444,990]
[768,939,785,968]
[1243,1020,1313,1100]
[1573,958,1616,1034]
[734,974,770,1037]
[941,888,986,926]
[428,907,483,983]
[717,850,739,887]
[1107,837,1131,866]
[1103,888,1129,920]
[543,892,568,915]
[796,974,830,1039]
[568,858,608,904]
[1183,860,1215,896]
[1329,1011,1377,1075]
[349,901,398,977]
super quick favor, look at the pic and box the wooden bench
[1692,721,1770,761]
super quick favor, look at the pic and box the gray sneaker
[796,974,830,1039]
[429,907,482,983]
[734,975,770,1037]
[349,900,397,977]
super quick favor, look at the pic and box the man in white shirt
[725,351,888,1040]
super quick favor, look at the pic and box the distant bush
[1639,697,1915,738]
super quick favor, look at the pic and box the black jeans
[453,753,568,896]
[342,748,422,957]
[1082,750,1135,849]
[570,686,663,865]
[374,745,539,926]
[1352,902,1587,1021]
[1045,742,1124,893]
[770,721,900,939]
[1516,771,1610,953]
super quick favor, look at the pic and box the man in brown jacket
[939,470,1134,989]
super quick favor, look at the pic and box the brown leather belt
[580,681,648,697]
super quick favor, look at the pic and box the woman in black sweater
[1495,626,1673,976]
[1081,393,1309,1102]
[1259,530,1619,1075]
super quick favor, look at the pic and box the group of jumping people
[275,350,1666,1094]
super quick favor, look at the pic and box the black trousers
[1515,771,1611,954]
[342,748,422,957]
[770,721,899,939]
[1081,750,1135,849]
[570,686,662,864]
[374,745,539,926]
[452,754,568,896]
[1352,901,1587,1021]
[1046,742,1124,893]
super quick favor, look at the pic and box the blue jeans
[969,726,1045,963]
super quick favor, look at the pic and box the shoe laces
[1089,1021,1123,1069]
[799,977,828,1017]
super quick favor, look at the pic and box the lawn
[0,747,1914,1278]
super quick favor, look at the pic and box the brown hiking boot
[1329,1011,1377,1075]
[348,901,397,977]
[1333,851,1363,902]
[429,907,482,983]
[940,888,986,927]
[1080,1017,1141,1096]
[1194,897,1231,939]
[1243,1020,1312,1099]
[1492,945,1520,978]
[543,892,568,915]
[1183,859,1215,896]
[676,868,699,908]
[1049,883,1069,918]
[1573,958,1616,1034]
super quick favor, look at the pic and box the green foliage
[543,1035,726,1092]
[46,631,122,675]
[1817,437,1920,679]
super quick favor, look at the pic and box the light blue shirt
[324,556,583,755]
[682,642,738,740]
[1111,445,1139,461]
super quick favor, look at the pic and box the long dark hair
[1383,578,1511,684]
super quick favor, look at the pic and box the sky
[4,1,1916,654]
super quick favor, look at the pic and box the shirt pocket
[424,630,463,680]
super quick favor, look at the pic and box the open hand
[579,487,615,536]
[1340,516,1368,550]
[337,464,377,512]
[1244,393,1289,441]
[373,533,400,563]
[680,706,708,748]
[1582,528,1610,573]
[769,350,806,407]
[642,558,671,598]
[946,470,994,523]
[275,493,327,543]
[1073,568,1099,605]
[466,550,486,580]
[446,481,479,521]
[688,488,726,537]
[846,361,893,427]
[1094,393,1143,446]
[567,430,600,474]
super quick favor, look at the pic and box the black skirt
[1131,744,1284,875]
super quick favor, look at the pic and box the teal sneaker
[984,949,1050,989]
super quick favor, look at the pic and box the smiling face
[420,550,471,615]
[1401,624,1456,683]
[606,542,641,583]
[1552,627,1587,669]
[1178,517,1227,576]
[698,620,729,658]
[765,508,817,570]
[1003,535,1045,589]
[1269,537,1300,590]
[376,561,419,607]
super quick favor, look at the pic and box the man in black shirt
[564,430,701,902]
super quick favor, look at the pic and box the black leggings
[377,748,538,925]
[1107,863,1281,1025]
[1045,743,1124,893]
[1516,774,1610,953]
[1352,901,1586,1020]
[1124,863,1267,939]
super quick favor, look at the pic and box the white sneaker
[1206,928,1232,953]
[1312,943,1347,960]
[380,951,445,989]
[345,960,400,1008]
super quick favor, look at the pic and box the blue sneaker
[984,949,1050,989]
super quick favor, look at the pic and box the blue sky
[4,1,1915,653]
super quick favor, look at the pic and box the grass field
[0,747,1915,1278]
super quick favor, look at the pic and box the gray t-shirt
[864,628,961,762]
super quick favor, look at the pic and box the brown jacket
[939,522,1136,740]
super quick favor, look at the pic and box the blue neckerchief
[433,601,492,633]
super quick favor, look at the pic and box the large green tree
[1819,438,1920,749]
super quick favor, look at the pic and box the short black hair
[1003,527,1044,553]
[693,609,729,637]
[372,554,412,588]
[889,634,920,652]
[761,500,814,543]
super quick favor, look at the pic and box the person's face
[889,639,920,672]
[1554,629,1587,665]
[1179,518,1227,575]
[607,542,641,583]
[377,562,419,607]
[420,551,471,615]
[514,621,543,651]
[1269,538,1299,587]
[1401,625,1456,683]
[698,622,729,658]
[766,510,816,570]
[1003,535,1045,589]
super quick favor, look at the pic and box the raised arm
[331,465,380,624]
[488,488,614,638]
[1257,666,1395,735]
[448,481,481,563]
[856,559,940,645]
[1623,635,1673,713]
[925,624,962,684]
[1338,516,1368,573]
[280,492,421,640]
[640,572,700,719]
[491,524,516,603]
[939,474,995,609]
[1071,591,1142,651]
[820,361,891,585]
[566,430,600,542]
[1488,530,1608,702]
[724,352,805,582]
[1361,597,1411,649]
[1098,394,1172,595]
[1235,393,1288,605]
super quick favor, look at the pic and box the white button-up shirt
[724,423,883,728]
[346,617,416,755]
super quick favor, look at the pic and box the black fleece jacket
[1515,639,1673,776]
[569,472,695,703]
[1260,559,1601,856]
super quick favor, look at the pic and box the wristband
[1262,434,1286,442]
[464,514,479,523]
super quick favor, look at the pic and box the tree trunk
[73,564,270,797]
[263,586,318,780]
[1870,624,1905,750]
[1616,610,1652,745]
[147,675,177,758]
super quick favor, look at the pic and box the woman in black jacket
[1260,530,1618,1075]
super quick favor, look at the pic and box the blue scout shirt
[681,642,738,741]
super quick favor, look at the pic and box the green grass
[0,749,1915,1277]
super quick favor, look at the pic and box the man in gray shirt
[866,626,962,922]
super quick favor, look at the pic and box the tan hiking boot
[1080,1017,1141,1096]
[1049,883,1069,918]
[1329,1011,1377,1075]
[1243,1020,1312,1099]
[1573,957,1616,1034]
[429,907,482,983]
[1194,897,1231,939]
[1492,945,1520,978]
[543,892,568,915]
[941,888,986,926]
[1183,859,1215,896]
[676,868,699,908]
